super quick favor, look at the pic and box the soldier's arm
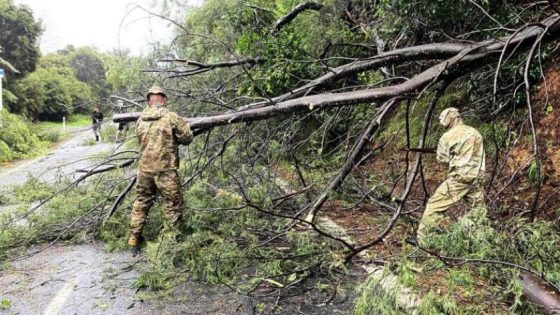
[436,136,450,163]
[135,119,143,144]
[174,114,193,145]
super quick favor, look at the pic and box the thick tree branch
[114,15,560,131]
[105,176,137,221]
[109,95,144,109]
[114,47,475,128]
[271,2,324,34]
[76,158,136,183]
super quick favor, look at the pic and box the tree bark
[271,2,324,34]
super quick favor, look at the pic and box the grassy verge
[36,114,91,129]
[33,114,92,143]
[0,113,95,164]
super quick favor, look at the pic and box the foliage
[0,0,41,79]
[41,45,113,108]
[353,273,406,315]
[355,214,557,314]
[180,0,365,97]
[0,170,129,261]
[94,135,342,293]
[99,124,117,143]
[527,158,542,185]
[35,128,61,143]
[0,299,10,310]
[375,0,532,45]
[9,64,93,120]
[0,110,45,163]
[102,50,147,93]
[63,46,113,101]
[411,216,560,314]
[6,44,122,121]
[12,176,56,203]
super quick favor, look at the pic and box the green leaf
[287,273,297,282]
[1,299,10,310]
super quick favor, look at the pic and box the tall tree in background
[61,45,112,101]
[0,0,42,79]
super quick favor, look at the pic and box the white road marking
[43,279,75,315]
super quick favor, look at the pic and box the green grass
[26,115,92,146]
[36,114,91,128]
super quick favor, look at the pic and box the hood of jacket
[141,105,169,121]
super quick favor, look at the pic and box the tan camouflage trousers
[417,178,487,241]
[129,170,184,242]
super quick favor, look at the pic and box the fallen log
[519,272,560,315]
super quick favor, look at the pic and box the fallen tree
[5,2,560,312]
[114,14,560,230]
[108,11,560,311]
[115,14,560,131]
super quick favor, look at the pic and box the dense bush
[0,110,44,163]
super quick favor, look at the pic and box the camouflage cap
[439,107,461,127]
[146,85,166,100]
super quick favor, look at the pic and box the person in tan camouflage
[416,107,487,242]
[128,86,193,254]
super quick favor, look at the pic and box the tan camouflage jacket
[436,123,485,183]
[136,105,193,173]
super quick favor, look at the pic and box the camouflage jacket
[136,105,193,173]
[436,123,485,183]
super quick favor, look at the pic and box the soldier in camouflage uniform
[416,107,487,242]
[128,86,193,253]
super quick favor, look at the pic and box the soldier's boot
[128,233,143,256]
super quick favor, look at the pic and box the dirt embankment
[514,53,560,221]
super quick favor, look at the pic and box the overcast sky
[13,0,195,55]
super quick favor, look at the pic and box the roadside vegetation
[0,112,92,163]
[0,0,142,163]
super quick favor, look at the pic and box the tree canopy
[0,0,42,79]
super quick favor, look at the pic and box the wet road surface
[0,129,253,314]
[1,244,143,314]
[0,128,115,188]
[0,244,253,314]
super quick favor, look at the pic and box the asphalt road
[0,128,252,315]
[0,128,115,188]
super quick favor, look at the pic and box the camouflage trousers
[129,170,184,241]
[417,177,487,241]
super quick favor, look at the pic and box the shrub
[0,110,45,162]
[36,128,61,143]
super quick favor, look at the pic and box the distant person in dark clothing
[115,121,129,143]
[92,107,104,142]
